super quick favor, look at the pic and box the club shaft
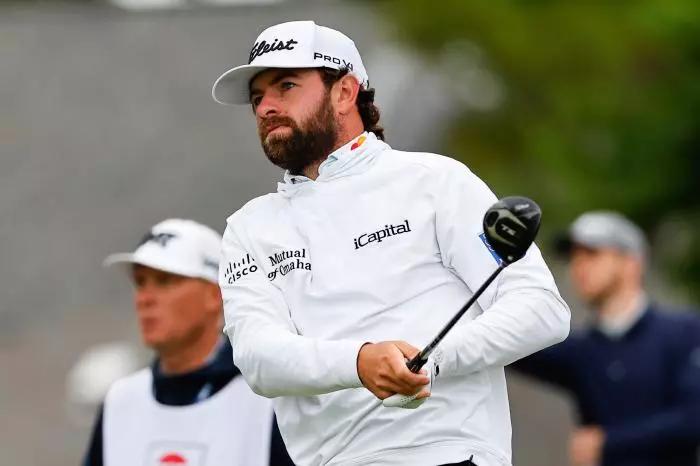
[406,263,507,373]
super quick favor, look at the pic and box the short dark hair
[319,68,385,141]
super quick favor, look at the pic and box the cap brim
[212,63,320,105]
[553,234,574,256]
[553,232,618,256]
[103,253,201,281]
[103,253,138,268]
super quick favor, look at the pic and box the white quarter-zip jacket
[220,132,570,466]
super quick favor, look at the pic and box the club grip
[406,353,428,373]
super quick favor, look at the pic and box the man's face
[569,245,627,308]
[131,265,217,352]
[249,68,338,174]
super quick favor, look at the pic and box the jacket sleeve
[220,214,367,398]
[432,159,571,377]
[603,318,700,455]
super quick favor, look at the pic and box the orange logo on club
[351,135,367,151]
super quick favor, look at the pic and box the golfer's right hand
[356,341,431,400]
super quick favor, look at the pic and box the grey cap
[556,211,648,257]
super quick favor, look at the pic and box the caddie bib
[104,368,273,466]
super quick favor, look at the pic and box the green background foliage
[380,0,700,301]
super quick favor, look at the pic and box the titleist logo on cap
[138,232,177,248]
[248,38,299,64]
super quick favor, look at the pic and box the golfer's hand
[356,341,431,400]
[383,355,437,409]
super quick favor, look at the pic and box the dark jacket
[82,340,295,466]
[512,304,700,466]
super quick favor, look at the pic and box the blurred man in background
[83,218,294,466]
[513,211,700,466]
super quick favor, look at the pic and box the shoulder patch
[479,232,504,265]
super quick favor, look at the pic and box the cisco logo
[223,253,258,284]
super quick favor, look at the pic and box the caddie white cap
[212,20,370,105]
[104,219,222,284]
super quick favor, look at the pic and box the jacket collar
[150,338,240,405]
[594,293,649,339]
[277,132,388,196]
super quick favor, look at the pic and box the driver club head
[483,196,542,264]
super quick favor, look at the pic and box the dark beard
[258,93,338,175]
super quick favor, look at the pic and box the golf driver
[406,196,542,373]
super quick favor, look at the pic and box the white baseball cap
[212,20,370,105]
[556,211,648,258]
[104,218,222,284]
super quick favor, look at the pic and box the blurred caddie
[82,218,295,466]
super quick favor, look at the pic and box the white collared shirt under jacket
[220,132,570,466]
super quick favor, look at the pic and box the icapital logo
[223,253,258,284]
[353,220,412,249]
[249,38,298,63]
[267,248,311,281]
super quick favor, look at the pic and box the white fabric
[104,218,222,284]
[219,132,570,466]
[212,20,369,105]
[103,368,273,466]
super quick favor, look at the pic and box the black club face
[483,196,541,264]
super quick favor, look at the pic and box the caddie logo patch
[145,442,207,466]
[158,452,187,465]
